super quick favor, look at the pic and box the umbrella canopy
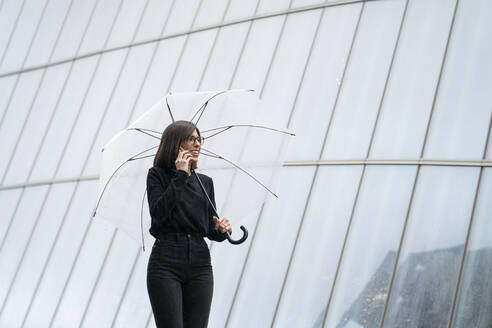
[92,89,293,250]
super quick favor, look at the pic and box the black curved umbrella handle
[225,225,248,245]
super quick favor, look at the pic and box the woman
[146,120,231,328]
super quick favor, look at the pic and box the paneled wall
[0,0,491,327]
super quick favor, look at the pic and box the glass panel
[198,22,250,90]
[0,0,24,62]
[321,0,406,159]
[424,0,492,160]
[323,166,417,328]
[230,16,284,92]
[129,36,186,123]
[0,185,48,309]
[24,0,72,68]
[0,188,22,247]
[224,0,259,21]
[164,0,201,36]
[226,166,315,327]
[0,183,75,328]
[194,0,229,28]
[0,70,43,182]
[0,0,47,73]
[370,0,456,158]
[259,9,322,128]
[84,43,156,176]
[451,168,492,328]
[22,180,97,327]
[50,192,115,327]
[55,49,127,179]
[134,0,173,42]
[80,231,139,328]
[4,63,71,185]
[105,0,148,49]
[383,166,479,328]
[292,0,340,7]
[50,0,98,62]
[257,0,291,14]
[286,3,361,161]
[0,75,17,129]
[273,165,363,328]
[169,29,217,91]
[30,56,99,182]
[78,0,123,54]
[113,251,153,328]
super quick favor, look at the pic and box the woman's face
[180,129,201,162]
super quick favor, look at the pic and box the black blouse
[146,166,226,242]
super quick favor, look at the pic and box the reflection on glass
[452,168,492,327]
[323,166,416,328]
[383,166,479,327]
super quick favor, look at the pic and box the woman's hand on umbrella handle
[213,216,232,234]
[175,148,192,175]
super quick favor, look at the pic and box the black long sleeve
[146,166,226,242]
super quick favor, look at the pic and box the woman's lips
[191,150,200,156]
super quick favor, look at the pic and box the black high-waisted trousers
[147,233,213,328]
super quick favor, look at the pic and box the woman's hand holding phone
[175,147,192,176]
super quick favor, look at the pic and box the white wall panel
[112,252,153,328]
[0,183,75,327]
[0,188,22,248]
[105,0,149,49]
[22,180,97,327]
[24,0,72,68]
[194,0,229,28]
[78,0,123,54]
[50,0,98,62]
[55,50,127,179]
[0,185,48,312]
[51,201,115,327]
[0,0,24,64]
[370,0,456,158]
[84,43,156,176]
[273,166,363,327]
[424,0,492,160]
[321,0,406,159]
[286,3,361,161]
[0,70,43,182]
[3,63,71,185]
[29,56,98,182]
[0,0,48,72]
[227,166,315,327]
[134,0,173,42]
[164,0,202,36]
[79,232,139,328]
[198,22,250,90]
[129,36,186,123]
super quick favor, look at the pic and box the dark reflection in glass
[313,245,492,328]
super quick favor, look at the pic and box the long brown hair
[153,120,200,169]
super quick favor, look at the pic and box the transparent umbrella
[92,89,294,251]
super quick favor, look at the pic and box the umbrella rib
[191,89,254,126]
[200,147,278,198]
[190,90,228,124]
[166,94,175,123]
[127,128,161,140]
[92,145,159,217]
[201,124,295,139]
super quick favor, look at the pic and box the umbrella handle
[225,225,248,245]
